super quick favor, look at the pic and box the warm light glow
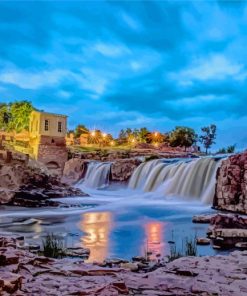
[131,138,135,143]
[110,141,114,146]
[79,212,113,262]
[102,132,107,138]
[91,130,96,137]
[143,221,165,259]
[154,132,158,137]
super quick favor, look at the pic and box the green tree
[169,126,197,151]
[0,103,10,131]
[139,127,149,143]
[74,124,89,138]
[199,124,217,154]
[227,144,236,153]
[0,101,34,132]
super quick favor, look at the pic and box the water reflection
[79,212,112,262]
[144,221,165,259]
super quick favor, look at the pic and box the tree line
[73,123,218,153]
[0,100,227,154]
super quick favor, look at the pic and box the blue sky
[0,0,247,150]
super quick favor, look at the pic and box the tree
[169,126,197,151]
[74,124,89,138]
[199,124,216,154]
[0,101,34,132]
[0,103,9,131]
[8,101,34,132]
[227,144,236,153]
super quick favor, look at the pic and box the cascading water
[129,157,222,204]
[82,161,112,189]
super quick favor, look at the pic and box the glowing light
[91,131,96,137]
[154,132,158,137]
[79,212,113,262]
[110,141,114,146]
[132,139,135,143]
[102,133,107,138]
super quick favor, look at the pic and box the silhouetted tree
[199,124,217,154]
[74,124,89,138]
[169,126,197,151]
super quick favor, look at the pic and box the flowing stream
[129,157,222,204]
[82,161,112,189]
[0,156,226,261]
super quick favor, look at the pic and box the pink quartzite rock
[214,151,247,214]
[1,236,247,295]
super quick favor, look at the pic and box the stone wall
[37,144,68,176]
[214,151,247,214]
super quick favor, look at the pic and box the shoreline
[1,235,247,295]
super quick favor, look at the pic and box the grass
[42,234,67,258]
[168,236,197,262]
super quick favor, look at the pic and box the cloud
[172,55,244,82]
[0,0,247,149]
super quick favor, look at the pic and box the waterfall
[83,162,112,189]
[129,157,222,204]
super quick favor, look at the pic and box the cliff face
[214,151,247,214]
[0,160,85,205]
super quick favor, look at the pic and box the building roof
[31,110,68,118]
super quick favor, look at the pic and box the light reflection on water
[0,189,222,260]
[144,221,165,259]
[79,212,112,262]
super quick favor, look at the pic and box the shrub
[42,234,66,258]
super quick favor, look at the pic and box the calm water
[0,186,225,262]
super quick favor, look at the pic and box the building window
[58,121,62,133]
[44,120,49,131]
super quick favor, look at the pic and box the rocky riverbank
[69,148,197,162]
[0,155,86,206]
[193,213,247,250]
[214,151,247,214]
[62,157,142,184]
[1,236,247,295]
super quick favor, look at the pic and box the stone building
[29,111,68,175]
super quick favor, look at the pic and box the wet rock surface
[0,160,86,206]
[111,158,142,181]
[214,151,247,214]
[208,214,247,249]
[1,236,247,295]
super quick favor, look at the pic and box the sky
[0,0,247,150]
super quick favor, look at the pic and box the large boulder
[214,151,247,214]
[62,158,86,185]
[0,161,86,205]
[111,158,142,182]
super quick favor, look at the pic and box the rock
[62,158,86,185]
[66,247,90,258]
[0,271,22,294]
[192,214,217,223]
[209,214,247,248]
[1,235,247,295]
[132,256,147,263]
[0,160,87,206]
[111,158,142,181]
[196,238,211,245]
[120,262,139,271]
[214,151,247,214]
[235,242,247,250]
